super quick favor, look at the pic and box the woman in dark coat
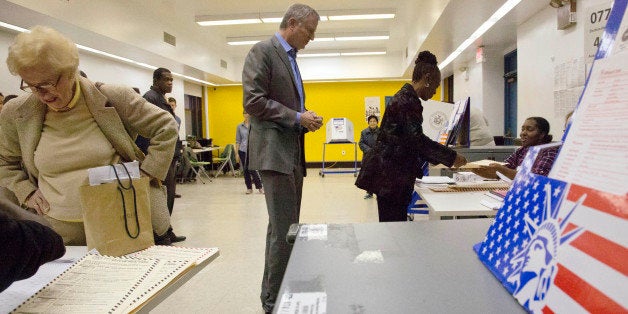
[356,51,467,222]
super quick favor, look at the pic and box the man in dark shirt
[135,68,185,243]
[0,198,65,292]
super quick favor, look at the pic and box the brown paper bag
[79,174,154,256]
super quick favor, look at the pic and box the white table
[1,246,218,313]
[415,185,498,219]
[192,146,220,154]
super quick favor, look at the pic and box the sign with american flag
[475,143,627,313]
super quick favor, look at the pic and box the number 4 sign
[585,2,613,62]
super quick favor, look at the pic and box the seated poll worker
[0,26,178,245]
[356,51,467,222]
[0,197,65,292]
[472,117,558,180]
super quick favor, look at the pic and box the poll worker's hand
[451,153,468,168]
[25,189,50,215]
[300,111,323,132]
[471,165,499,180]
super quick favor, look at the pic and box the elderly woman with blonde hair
[0,26,177,245]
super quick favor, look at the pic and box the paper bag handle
[111,163,141,239]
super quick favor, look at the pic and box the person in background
[469,105,495,146]
[358,115,380,199]
[472,117,557,180]
[236,113,263,194]
[167,97,182,198]
[356,51,467,222]
[135,68,185,243]
[0,26,176,245]
[168,97,181,128]
[1,197,65,292]
[242,4,323,313]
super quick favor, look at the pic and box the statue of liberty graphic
[506,184,586,313]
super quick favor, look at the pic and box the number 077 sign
[585,2,613,62]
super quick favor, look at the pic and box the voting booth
[325,118,354,143]
[320,118,358,177]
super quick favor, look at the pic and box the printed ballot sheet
[13,254,158,313]
[549,55,628,195]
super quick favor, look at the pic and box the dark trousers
[376,186,413,222]
[258,166,304,312]
[238,150,262,189]
[164,159,177,215]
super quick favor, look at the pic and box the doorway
[504,50,517,145]
[184,94,203,138]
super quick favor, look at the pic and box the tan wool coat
[0,76,178,205]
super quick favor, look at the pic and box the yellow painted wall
[206,81,441,163]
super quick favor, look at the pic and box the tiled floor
[152,170,381,313]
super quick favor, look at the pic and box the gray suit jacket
[0,76,177,204]
[242,35,307,176]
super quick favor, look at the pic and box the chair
[212,144,237,178]
[183,147,212,184]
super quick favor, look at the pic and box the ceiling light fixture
[227,32,389,45]
[195,14,262,26]
[300,52,342,58]
[259,12,284,23]
[196,9,395,26]
[335,32,389,41]
[322,9,395,21]
[226,36,268,46]
[299,49,387,58]
[341,51,386,56]
[439,0,523,70]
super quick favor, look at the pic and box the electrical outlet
[341,150,346,155]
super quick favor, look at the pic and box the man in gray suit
[242,3,323,313]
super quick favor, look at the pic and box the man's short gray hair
[280,3,319,29]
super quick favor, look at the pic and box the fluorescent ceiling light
[439,0,522,70]
[341,51,386,56]
[299,50,386,58]
[259,12,283,23]
[329,13,395,20]
[300,52,341,58]
[196,14,262,26]
[335,32,389,41]
[228,32,388,45]
[312,33,334,42]
[197,19,260,26]
[322,9,395,21]
[335,35,389,41]
[260,17,283,23]
[228,40,261,46]
[0,21,27,32]
[227,36,267,45]
[197,9,395,26]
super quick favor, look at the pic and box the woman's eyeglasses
[20,75,62,94]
